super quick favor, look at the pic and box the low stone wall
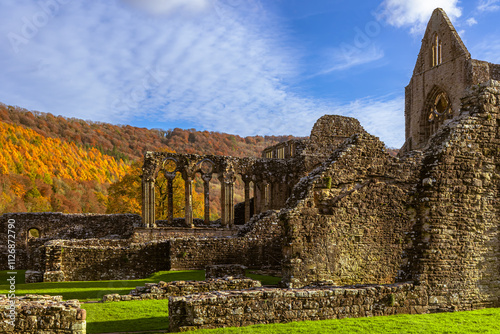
[205,264,247,279]
[169,211,282,270]
[0,295,86,334]
[36,239,170,282]
[0,213,140,270]
[168,282,428,332]
[131,227,237,243]
[102,278,261,302]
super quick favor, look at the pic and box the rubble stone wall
[0,295,86,334]
[168,283,428,332]
[38,239,170,282]
[490,63,500,80]
[205,264,247,279]
[131,227,236,243]
[0,213,140,270]
[405,80,500,311]
[281,133,422,288]
[102,278,261,302]
[169,211,282,270]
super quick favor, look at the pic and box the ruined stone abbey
[1,8,499,333]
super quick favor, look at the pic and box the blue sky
[0,0,499,148]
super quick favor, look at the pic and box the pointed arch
[420,86,453,145]
[432,33,442,66]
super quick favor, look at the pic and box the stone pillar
[261,181,269,211]
[142,179,155,228]
[227,179,234,226]
[166,176,175,224]
[253,181,260,215]
[243,177,251,224]
[220,176,226,227]
[202,174,212,224]
[183,175,194,228]
[219,172,235,228]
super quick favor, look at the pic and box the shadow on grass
[0,270,205,301]
[14,289,134,301]
[86,317,169,333]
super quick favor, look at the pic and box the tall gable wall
[404,80,500,311]
[404,8,473,151]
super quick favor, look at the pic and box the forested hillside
[0,121,127,213]
[0,103,297,216]
[0,104,294,160]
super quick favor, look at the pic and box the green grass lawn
[82,299,170,333]
[3,270,499,334]
[81,304,500,334]
[0,270,205,301]
[189,308,500,334]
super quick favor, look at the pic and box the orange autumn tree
[0,121,128,213]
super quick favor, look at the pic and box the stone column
[184,175,194,228]
[165,174,175,224]
[227,179,234,226]
[253,181,260,215]
[142,178,155,228]
[243,177,251,224]
[261,181,269,211]
[202,174,212,224]
[220,175,226,227]
[219,172,235,228]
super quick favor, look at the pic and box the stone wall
[0,213,140,270]
[168,282,428,332]
[169,211,282,270]
[130,227,237,243]
[26,210,281,282]
[490,63,500,80]
[403,9,480,151]
[205,264,247,279]
[36,239,170,282]
[0,295,86,334]
[404,80,500,311]
[102,278,261,302]
[280,133,422,288]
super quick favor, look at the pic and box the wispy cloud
[378,0,462,34]
[472,37,500,63]
[0,0,406,148]
[478,0,500,12]
[466,17,478,26]
[121,0,209,15]
[314,45,384,76]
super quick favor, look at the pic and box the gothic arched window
[420,88,453,145]
[432,33,442,67]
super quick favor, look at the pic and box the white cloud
[472,38,500,63]
[466,17,478,26]
[0,1,406,149]
[121,0,209,15]
[345,96,405,148]
[478,0,500,12]
[314,45,384,76]
[378,0,462,34]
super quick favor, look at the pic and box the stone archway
[420,86,453,146]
